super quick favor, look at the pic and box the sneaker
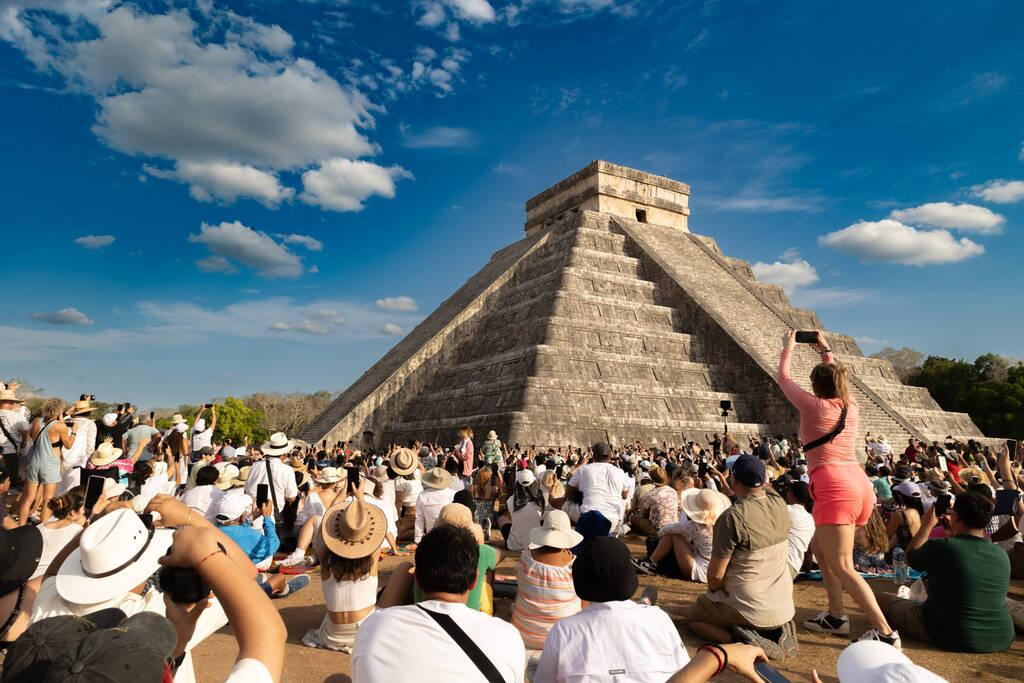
[274,574,311,598]
[730,625,786,660]
[278,549,308,567]
[856,628,901,649]
[803,611,850,635]
[778,621,799,658]
[631,558,657,575]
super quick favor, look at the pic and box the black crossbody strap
[803,404,848,454]
[265,458,280,513]
[417,605,504,683]
[0,416,19,451]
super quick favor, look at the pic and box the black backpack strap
[803,404,848,454]
[265,457,280,513]
[0,416,20,452]
[417,605,504,683]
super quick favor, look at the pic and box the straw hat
[0,388,25,404]
[680,488,732,525]
[369,465,389,483]
[67,400,96,416]
[321,499,386,559]
[214,465,240,491]
[529,509,583,550]
[261,432,293,456]
[89,441,123,467]
[390,447,419,476]
[236,466,251,484]
[486,430,498,440]
[316,467,343,484]
[437,503,484,544]
[169,414,186,425]
[422,467,453,490]
[957,466,985,484]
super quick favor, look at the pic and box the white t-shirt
[0,409,30,454]
[506,499,542,552]
[534,601,689,683]
[353,600,526,682]
[244,457,299,514]
[297,491,327,528]
[396,475,423,508]
[786,504,816,574]
[191,426,213,452]
[568,463,628,521]
[30,523,84,580]
[225,658,273,683]
[415,487,456,543]
[374,478,397,512]
[181,484,220,522]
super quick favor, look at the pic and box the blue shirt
[218,516,280,564]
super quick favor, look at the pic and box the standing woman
[777,330,899,647]
[455,426,474,488]
[16,399,75,526]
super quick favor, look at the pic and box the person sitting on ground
[392,448,422,543]
[564,443,629,530]
[214,493,281,572]
[872,491,1015,653]
[414,467,457,544]
[302,492,386,654]
[296,467,343,529]
[886,481,925,551]
[129,457,177,506]
[539,468,565,511]
[511,509,583,651]
[418,503,501,614]
[572,510,612,555]
[29,488,87,580]
[353,524,526,682]
[185,446,216,490]
[629,465,679,537]
[500,469,545,551]
[635,488,731,581]
[181,465,222,522]
[687,454,797,660]
[534,536,689,682]
[853,509,890,572]
[780,479,815,576]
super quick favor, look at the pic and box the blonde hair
[541,469,564,499]
[859,508,889,555]
[458,426,474,439]
[811,361,850,403]
[41,398,65,421]
[474,468,492,487]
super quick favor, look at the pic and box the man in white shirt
[244,432,298,516]
[534,536,689,682]
[566,442,629,529]
[415,467,457,543]
[190,405,216,456]
[0,388,30,478]
[353,524,525,682]
[779,480,816,576]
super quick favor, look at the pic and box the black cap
[0,526,43,596]
[3,609,126,683]
[893,464,912,481]
[592,442,612,460]
[730,454,766,487]
[199,446,215,456]
[572,536,638,602]
[42,612,177,683]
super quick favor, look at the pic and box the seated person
[628,466,679,537]
[635,488,730,581]
[853,509,890,572]
[353,524,526,682]
[534,537,689,682]
[414,468,456,544]
[180,465,221,522]
[214,494,280,570]
[500,470,545,551]
[873,491,1015,652]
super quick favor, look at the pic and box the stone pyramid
[301,161,985,450]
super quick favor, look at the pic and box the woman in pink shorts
[777,330,900,648]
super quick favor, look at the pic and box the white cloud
[751,259,819,295]
[950,71,1009,106]
[274,234,323,251]
[383,323,403,335]
[401,125,477,149]
[662,66,687,92]
[196,256,237,274]
[446,0,497,23]
[970,179,1024,204]
[144,161,294,207]
[270,320,330,335]
[686,28,709,52]
[74,234,115,248]
[305,308,346,324]
[888,202,1004,233]
[300,159,411,212]
[702,194,824,213]
[31,307,94,326]
[188,221,305,278]
[819,219,984,266]
[854,335,888,348]
[375,296,418,312]
[789,287,873,309]
[418,0,495,34]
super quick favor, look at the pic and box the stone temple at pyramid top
[525,160,691,234]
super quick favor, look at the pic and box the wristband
[195,542,227,570]
[697,645,725,676]
[820,348,831,354]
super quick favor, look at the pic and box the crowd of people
[1,330,1022,682]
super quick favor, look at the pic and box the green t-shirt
[908,534,1014,652]
[872,476,892,500]
[414,543,498,612]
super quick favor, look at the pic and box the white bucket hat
[515,469,536,486]
[261,431,293,456]
[837,640,944,682]
[529,510,583,550]
[169,413,186,425]
[680,488,732,525]
[90,441,123,467]
[215,493,253,523]
[214,464,240,491]
[56,508,172,605]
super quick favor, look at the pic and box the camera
[158,565,210,604]
[934,493,953,516]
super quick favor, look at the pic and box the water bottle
[892,545,908,585]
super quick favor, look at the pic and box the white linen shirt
[244,457,299,514]
[352,600,525,682]
[414,486,456,542]
[568,463,629,522]
[533,601,689,683]
[786,504,816,575]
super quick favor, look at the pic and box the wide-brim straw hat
[958,466,985,484]
[0,389,25,404]
[89,441,123,467]
[214,465,240,491]
[169,414,186,425]
[321,499,386,559]
[67,400,96,416]
[261,431,293,456]
[422,467,453,490]
[529,509,583,550]
[680,488,732,525]
[486,431,498,440]
[317,467,343,484]
[437,503,484,544]
[391,447,419,476]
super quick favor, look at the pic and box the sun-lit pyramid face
[525,161,691,235]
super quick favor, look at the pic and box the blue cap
[730,454,766,487]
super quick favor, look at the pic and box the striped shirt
[511,551,581,650]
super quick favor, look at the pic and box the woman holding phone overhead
[778,330,899,648]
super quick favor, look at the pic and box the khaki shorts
[689,593,755,629]
[882,598,931,644]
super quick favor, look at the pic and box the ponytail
[47,489,85,519]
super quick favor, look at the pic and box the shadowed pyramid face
[303,162,987,452]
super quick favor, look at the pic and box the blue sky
[2,0,1023,409]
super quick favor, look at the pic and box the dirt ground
[192,538,1024,682]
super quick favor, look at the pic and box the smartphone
[1008,439,1018,454]
[698,461,709,479]
[754,660,791,683]
[346,466,361,490]
[83,476,106,515]
[305,457,316,471]
[937,455,948,472]
[934,492,953,516]
[256,483,270,508]
[158,565,210,604]
[994,489,1022,517]
[149,410,155,420]
[204,403,213,409]
[794,330,819,344]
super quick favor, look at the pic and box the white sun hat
[214,464,241,491]
[529,510,584,550]
[680,488,732,525]
[56,508,173,605]
[837,641,945,682]
[261,431,293,456]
